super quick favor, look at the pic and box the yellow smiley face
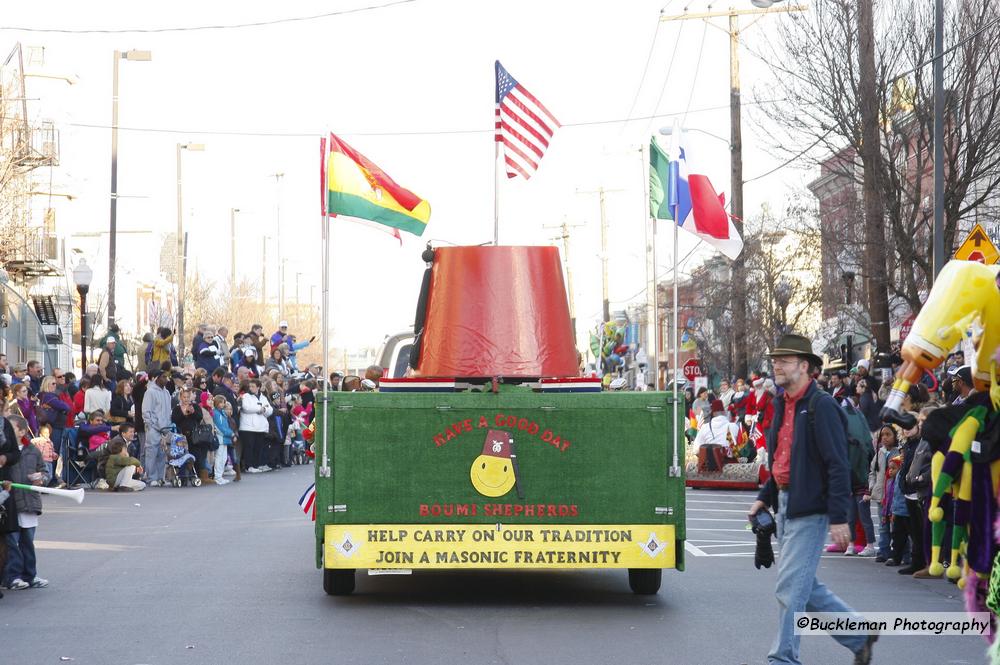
[470,454,516,497]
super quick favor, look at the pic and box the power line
[63,99,785,139]
[621,18,663,132]
[890,13,1000,83]
[0,0,416,34]
[682,19,711,124]
[743,128,834,183]
[643,20,685,134]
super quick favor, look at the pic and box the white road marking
[35,540,139,552]
[684,541,709,557]
[687,528,756,532]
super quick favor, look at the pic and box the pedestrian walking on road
[749,333,877,665]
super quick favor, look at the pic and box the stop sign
[683,359,704,381]
[968,250,987,263]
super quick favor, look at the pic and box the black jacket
[757,381,853,524]
[0,418,23,533]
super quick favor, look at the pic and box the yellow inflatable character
[882,260,1000,429]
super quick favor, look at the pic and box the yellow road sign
[954,223,1000,265]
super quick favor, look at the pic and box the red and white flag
[495,61,560,180]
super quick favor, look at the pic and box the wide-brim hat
[769,333,823,368]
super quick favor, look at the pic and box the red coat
[749,390,774,432]
[59,391,74,428]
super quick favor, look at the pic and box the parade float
[312,246,686,596]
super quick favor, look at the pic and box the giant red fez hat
[414,246,578,378]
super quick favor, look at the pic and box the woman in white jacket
[693,399,740,473]
[84,380,112,418]
[239,378,273,473]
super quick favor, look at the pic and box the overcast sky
[3,0,816,348]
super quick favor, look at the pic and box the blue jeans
[877,514,892,558]
[845,494,875,544]
[769,491,867,665]
[4,526,37,584]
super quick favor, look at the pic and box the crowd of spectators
[0,319,375,597]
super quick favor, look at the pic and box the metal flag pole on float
[667,124,681,477]
[319,134,332,478]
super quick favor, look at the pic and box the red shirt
[772,381,813,486]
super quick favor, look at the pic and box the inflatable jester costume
[879,260,1000,656]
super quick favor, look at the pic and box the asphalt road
[3,472,988,665]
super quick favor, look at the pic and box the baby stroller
[286,417,309,466]
[164,429,201,487]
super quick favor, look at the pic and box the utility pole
[577,187,623,323]
[230,207,239,288]
[543,218,585,344]
[728,12,747,380]
[661,4,806,378]
[858,0,891,351]
[932,0,945,282]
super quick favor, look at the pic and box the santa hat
[481,430,512,459]
[752,378,765,388]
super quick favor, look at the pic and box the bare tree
[684,195,824,377]
[752,0,1000,317]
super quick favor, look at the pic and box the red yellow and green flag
[324,132,430,237]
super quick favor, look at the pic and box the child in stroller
[286,395,310,466]
[164,428,201,487]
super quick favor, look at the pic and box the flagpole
[641,142,658,390]
[320,135,331,478]
[494,140,500,245]
[671,197,680,476]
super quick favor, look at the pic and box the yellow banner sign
[324,524,676,569]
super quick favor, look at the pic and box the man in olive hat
[748,333,876,665]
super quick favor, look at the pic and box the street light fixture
[658,125,732,148]
[176,142,206,356]
[108,48,152,329]
[73,259,94,371]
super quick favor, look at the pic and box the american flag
[298,482,316,521]
[495,61,560,180]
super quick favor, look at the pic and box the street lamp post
[775,278,792,339]
[73,259,94,372]
[108,48,151,328]
[176,142,205,356]
[230,207,240,288]
[842,270,856,366]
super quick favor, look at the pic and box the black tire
[324,569,356,596]
[628,568,662,595]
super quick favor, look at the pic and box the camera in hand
[750,509,775,536]
[749,508,776,569]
